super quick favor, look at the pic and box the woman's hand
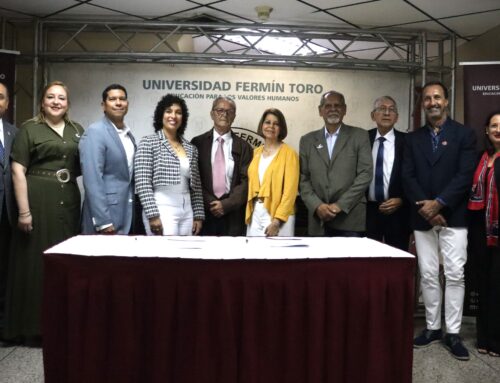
[149,217,163,236]
[18,213,33,233]
[192,219,203,235]
[264,219,281,237]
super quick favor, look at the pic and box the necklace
[169,140,183,151]
[263,143,281,156]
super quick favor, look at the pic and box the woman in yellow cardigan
[245,108,299,236]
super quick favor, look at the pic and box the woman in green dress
[4,80,84,344]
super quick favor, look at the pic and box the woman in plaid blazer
[135,94,204,235]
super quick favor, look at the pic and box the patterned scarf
[468,151,500,246]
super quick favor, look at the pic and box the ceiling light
[255,5,273,22]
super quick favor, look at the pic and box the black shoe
[414,328,442,348]
[443,334,470,361]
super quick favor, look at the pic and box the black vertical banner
[0,50,17,123]
[462,63,500,316]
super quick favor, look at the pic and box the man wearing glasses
[191,96,252,236]
[299,90,372,237]
[366,96,410,251]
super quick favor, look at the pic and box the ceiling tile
[407,0,500,19]
[333,0,428,28]
[440,9,500,38]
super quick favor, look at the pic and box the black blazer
[368,128,406,199]
[191,129,252,235]
[402,118,477,230]
[0,119,17,225]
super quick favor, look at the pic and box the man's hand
[378,198,403,215]
[416,199,443,220]
[315,203,341,222]
[428,213,447,227]
[209,200,225,218]
[100,225,116,235]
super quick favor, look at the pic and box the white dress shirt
[0,119,4,148]
[112,122,135,178]
[368,128,395,202]
[324,125,341,159]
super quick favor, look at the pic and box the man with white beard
[299,90,373,237]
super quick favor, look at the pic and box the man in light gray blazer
[0,81,17,334]
[80,84,136,234]
[299,90,373,236]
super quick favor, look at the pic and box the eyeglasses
[374,107,397,114]
[213,108,235,116]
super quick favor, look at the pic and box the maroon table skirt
[43,255,415,383]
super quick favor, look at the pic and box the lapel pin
[442,141,447,146]
[316,144,323,149]
[75,133,81,138]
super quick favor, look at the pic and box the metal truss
[34,19,453,74]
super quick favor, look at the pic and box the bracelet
[19,210,31,217]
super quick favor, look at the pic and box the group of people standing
[0,79,499,364]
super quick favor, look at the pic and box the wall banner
[462,62,500,316]
[51,63,410,150]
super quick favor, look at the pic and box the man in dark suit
[299,90,373,237]
[403,81,476,361]
[0,80,17,336]
[191,97,252,236]
[366,95,410,251]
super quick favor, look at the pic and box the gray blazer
[299,124,373,235]
[80,117,136,234]
[0,119,17,225]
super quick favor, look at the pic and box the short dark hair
[257,108,288,141]
[485,110,500,155]
[422,81,448,99]
[102,84,128,102]
[0,80,10,99]
[153,94,189,138]
[319,90,345,108]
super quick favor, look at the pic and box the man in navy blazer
[366,95,410,251]
[0,81,17,335]
[403,81,476,360]
[80,84,136,234]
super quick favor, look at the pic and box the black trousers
[366,201,410,252]
[0,200,12,336]
[476,245,500,354]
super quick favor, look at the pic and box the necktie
[375,137,386,202]
[0,138,4,164]
[212,137,226,198]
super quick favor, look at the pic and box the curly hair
[257,108,288,141]
[153,94,189,138]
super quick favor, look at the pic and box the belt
[28,168,74,183]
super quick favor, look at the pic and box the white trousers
[246,200,295,237]
[143,189,193,236]
[414,226,468,333]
